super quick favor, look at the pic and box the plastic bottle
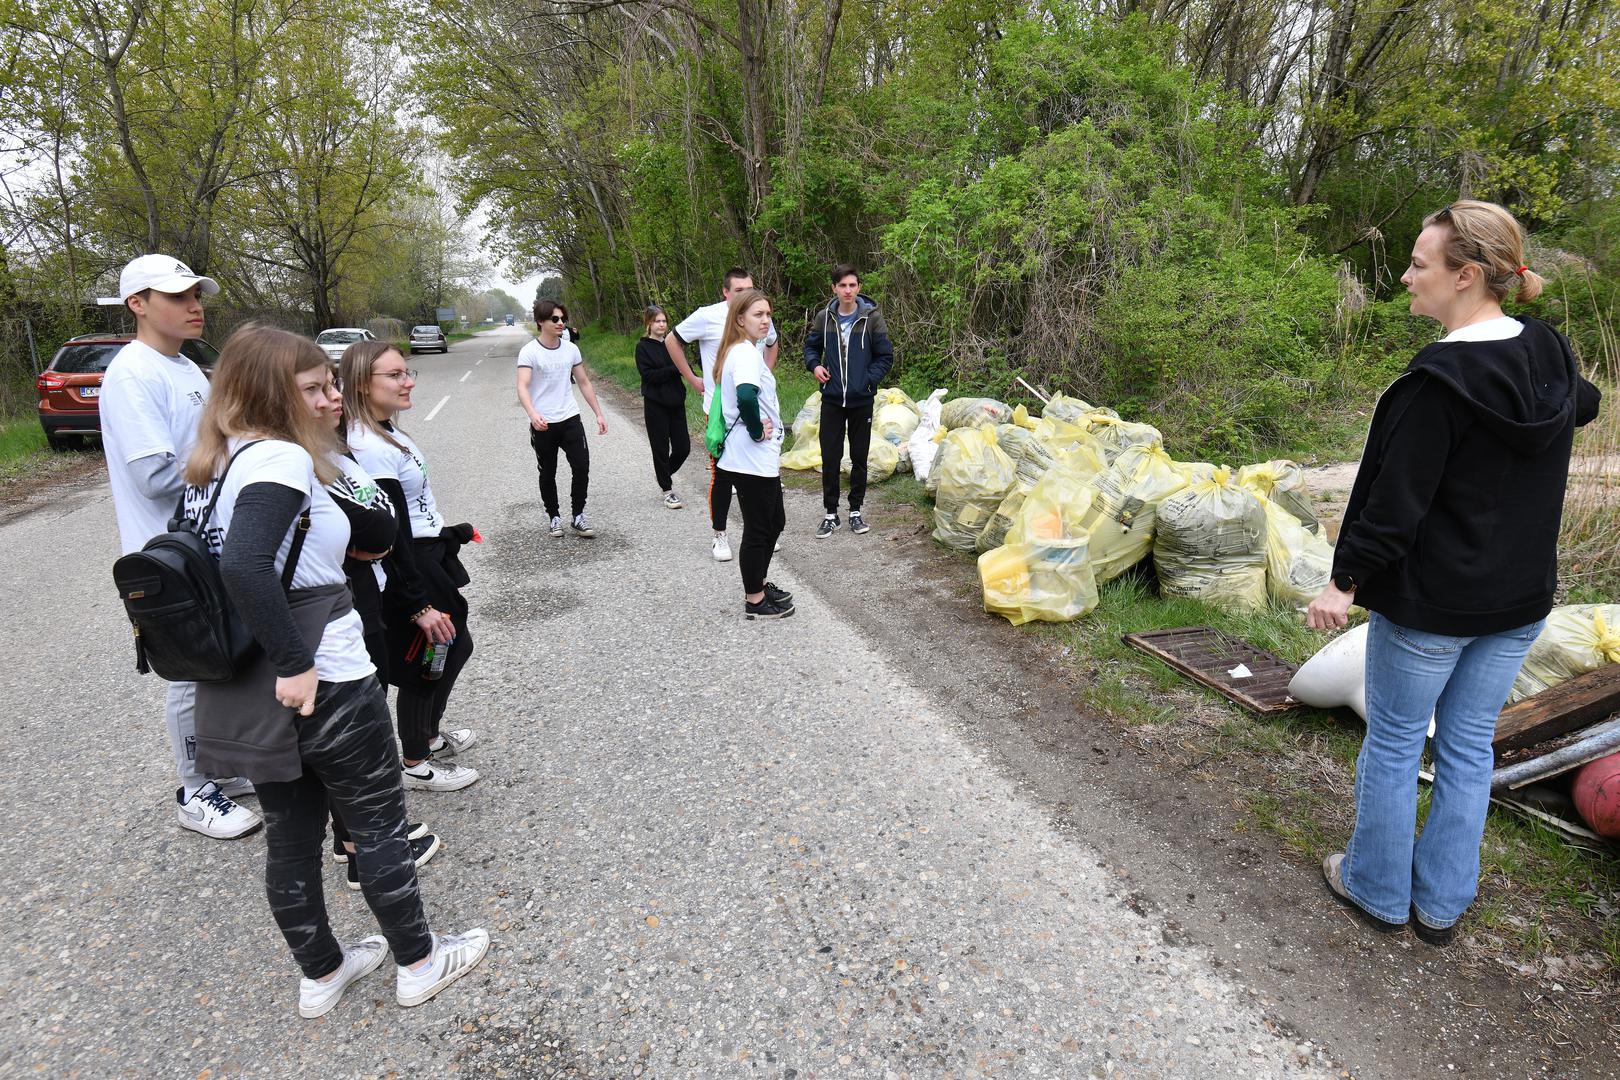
[425,635,453,680]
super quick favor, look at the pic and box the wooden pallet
[1122,626,1302,714]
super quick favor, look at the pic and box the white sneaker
[176,782,262,839]
[402,759,480,792]
[299,936,389,1018]
[428,729,478,756]
[712,533,732,562]
[396,929,491,1007]
[213,776,256,799]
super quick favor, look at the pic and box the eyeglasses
[547,316,568,324]
[373,368,419,382]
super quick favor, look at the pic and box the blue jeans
[1342,613,1543,927]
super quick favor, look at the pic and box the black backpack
[112,441,309,683]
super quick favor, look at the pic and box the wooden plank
[1122,626,1301,715]
[1493,664,1620,752]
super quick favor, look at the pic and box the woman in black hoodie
[635,304,691,509]
[1308,201,1601,944]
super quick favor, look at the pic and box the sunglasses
[547,315,568,324]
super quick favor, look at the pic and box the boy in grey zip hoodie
[804,264,895,536]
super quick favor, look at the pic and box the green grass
[0,415,49,474]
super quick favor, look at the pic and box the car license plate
[79,386,99,398]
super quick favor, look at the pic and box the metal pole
[24,316,40,374]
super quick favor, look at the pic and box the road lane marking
[476,358,484,366]
[460,371,471,383]
[426,395,450,421]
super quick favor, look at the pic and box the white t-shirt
[182,439,373,683]
[717,341,783,478]
[346,422,444,539]
[516,338,583,423]
[1442,316,1523,343]
[100,339,210,554]
[328,453,389,592]
[673,300,778,414]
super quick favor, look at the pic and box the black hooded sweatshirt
[1333,316,1601,636]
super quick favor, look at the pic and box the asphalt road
[1,328,1338,1077]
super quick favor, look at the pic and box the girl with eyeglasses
[1308,200,1601,945]
[342,341,483,795]
[518,298,609,538]
[182,324,487,1017]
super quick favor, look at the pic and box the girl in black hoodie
[1308,201,1601,944]
[635,304,691,508]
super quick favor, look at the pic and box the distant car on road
[37,333,220,449]
[409,325,449,354]
[315,327,376,361]
[504,314,515,326]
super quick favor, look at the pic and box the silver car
[315,327,376,361]
[409,325,449,354]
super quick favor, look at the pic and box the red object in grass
[1571,752,1620,838]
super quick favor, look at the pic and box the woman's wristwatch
[1332,572,1358,593]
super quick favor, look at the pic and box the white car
[315,327,376,362]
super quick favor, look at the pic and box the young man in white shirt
[101,254,261,840]
[666,268,779,561]
[517,298,609,538]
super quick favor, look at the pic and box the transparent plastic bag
[1262,497,1333,609]
[1238,460,1320,534]
[842,437,900,483]
[909,389,949,483]
[1040,392,1096,425]
[873,387,918,413]
[932,426,1017,551]
[1087,414,1163,465]
[1153,469,1268,610]
[940,396,1013,430]
[979,538,1099,625]
[1071,445,1188,582]
[875,402,920,446]
[780,418,822,470]
[1509,605,1620,701]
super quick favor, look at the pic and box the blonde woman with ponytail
[1308,200,1602,945]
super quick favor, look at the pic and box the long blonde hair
[340,340,408,452]
[712,288,769,389]
[185,324,339,486]
[1423,200,1545,303]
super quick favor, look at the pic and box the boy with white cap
[101,254,261,839]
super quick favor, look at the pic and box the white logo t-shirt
[516,338,583,423]
[182,439,373,683]
[717,342,783,478]
[346,422,444,540]
[100,339,210,554]
[673,300,778,414]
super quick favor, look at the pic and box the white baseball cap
[118,254,220,301]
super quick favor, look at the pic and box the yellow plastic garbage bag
[1173,460,1219,484]
[840,437,900,483]
[1087,413,1163,464]
[874,386,918,413]
[791,391,821,436]
[1262,498,1334,609]
[1069,444,1188,582]
[932,426,1017,551]
[979,538,1099,626]
[1041,392,1096,424]
[1238,460,1320,534]
[780,423,822,471]
[1009,403,1038,430]
[993,446,1106,549]
[923,427,950,496]
[875,402,920,446]
[1153,468,1269,610]
[1032,414,1094,453]
[940,396,1013,429]
[1509,605,1620,701]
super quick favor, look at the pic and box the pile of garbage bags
[778,382,1336,627]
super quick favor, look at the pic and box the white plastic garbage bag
[909,389,949,483]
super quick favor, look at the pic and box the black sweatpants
[643,399,690,492]
[708,454,734,532]
[530,414,589,519]
[257,677,432,979]
[721,467,785,594]
[819,398,873,513]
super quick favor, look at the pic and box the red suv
[37,334,219,449]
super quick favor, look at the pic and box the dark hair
[534,298,569,324]
[721,267,752,293]
[830,264,859,285]
[642,304,666,333]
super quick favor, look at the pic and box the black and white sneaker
[815,514,839,539]
[547,516,564,539]
[662,491,683,510]
[571,514,596,538]
[347,833,442,891]
[745,596,796,620]
[849,510,870,534]
[764,581,793,604]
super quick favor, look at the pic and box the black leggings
[708,454,734,533]
[720,467,785,594]
[397,627,473,761]
[819,399,873,513]
[643,399,690,492]
[257,677,432,979]
[530,414,589,519]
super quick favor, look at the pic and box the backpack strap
[281,506,311,589]
[196,439,311,591]
[194,439,267,534]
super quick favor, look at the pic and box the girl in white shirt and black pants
[712,289,794,619]
[183,326,486,1018]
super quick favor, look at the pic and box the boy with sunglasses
[517,299,608,538]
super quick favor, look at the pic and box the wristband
[411,606,435,623]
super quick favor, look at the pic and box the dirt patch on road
[0,446,107,527]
